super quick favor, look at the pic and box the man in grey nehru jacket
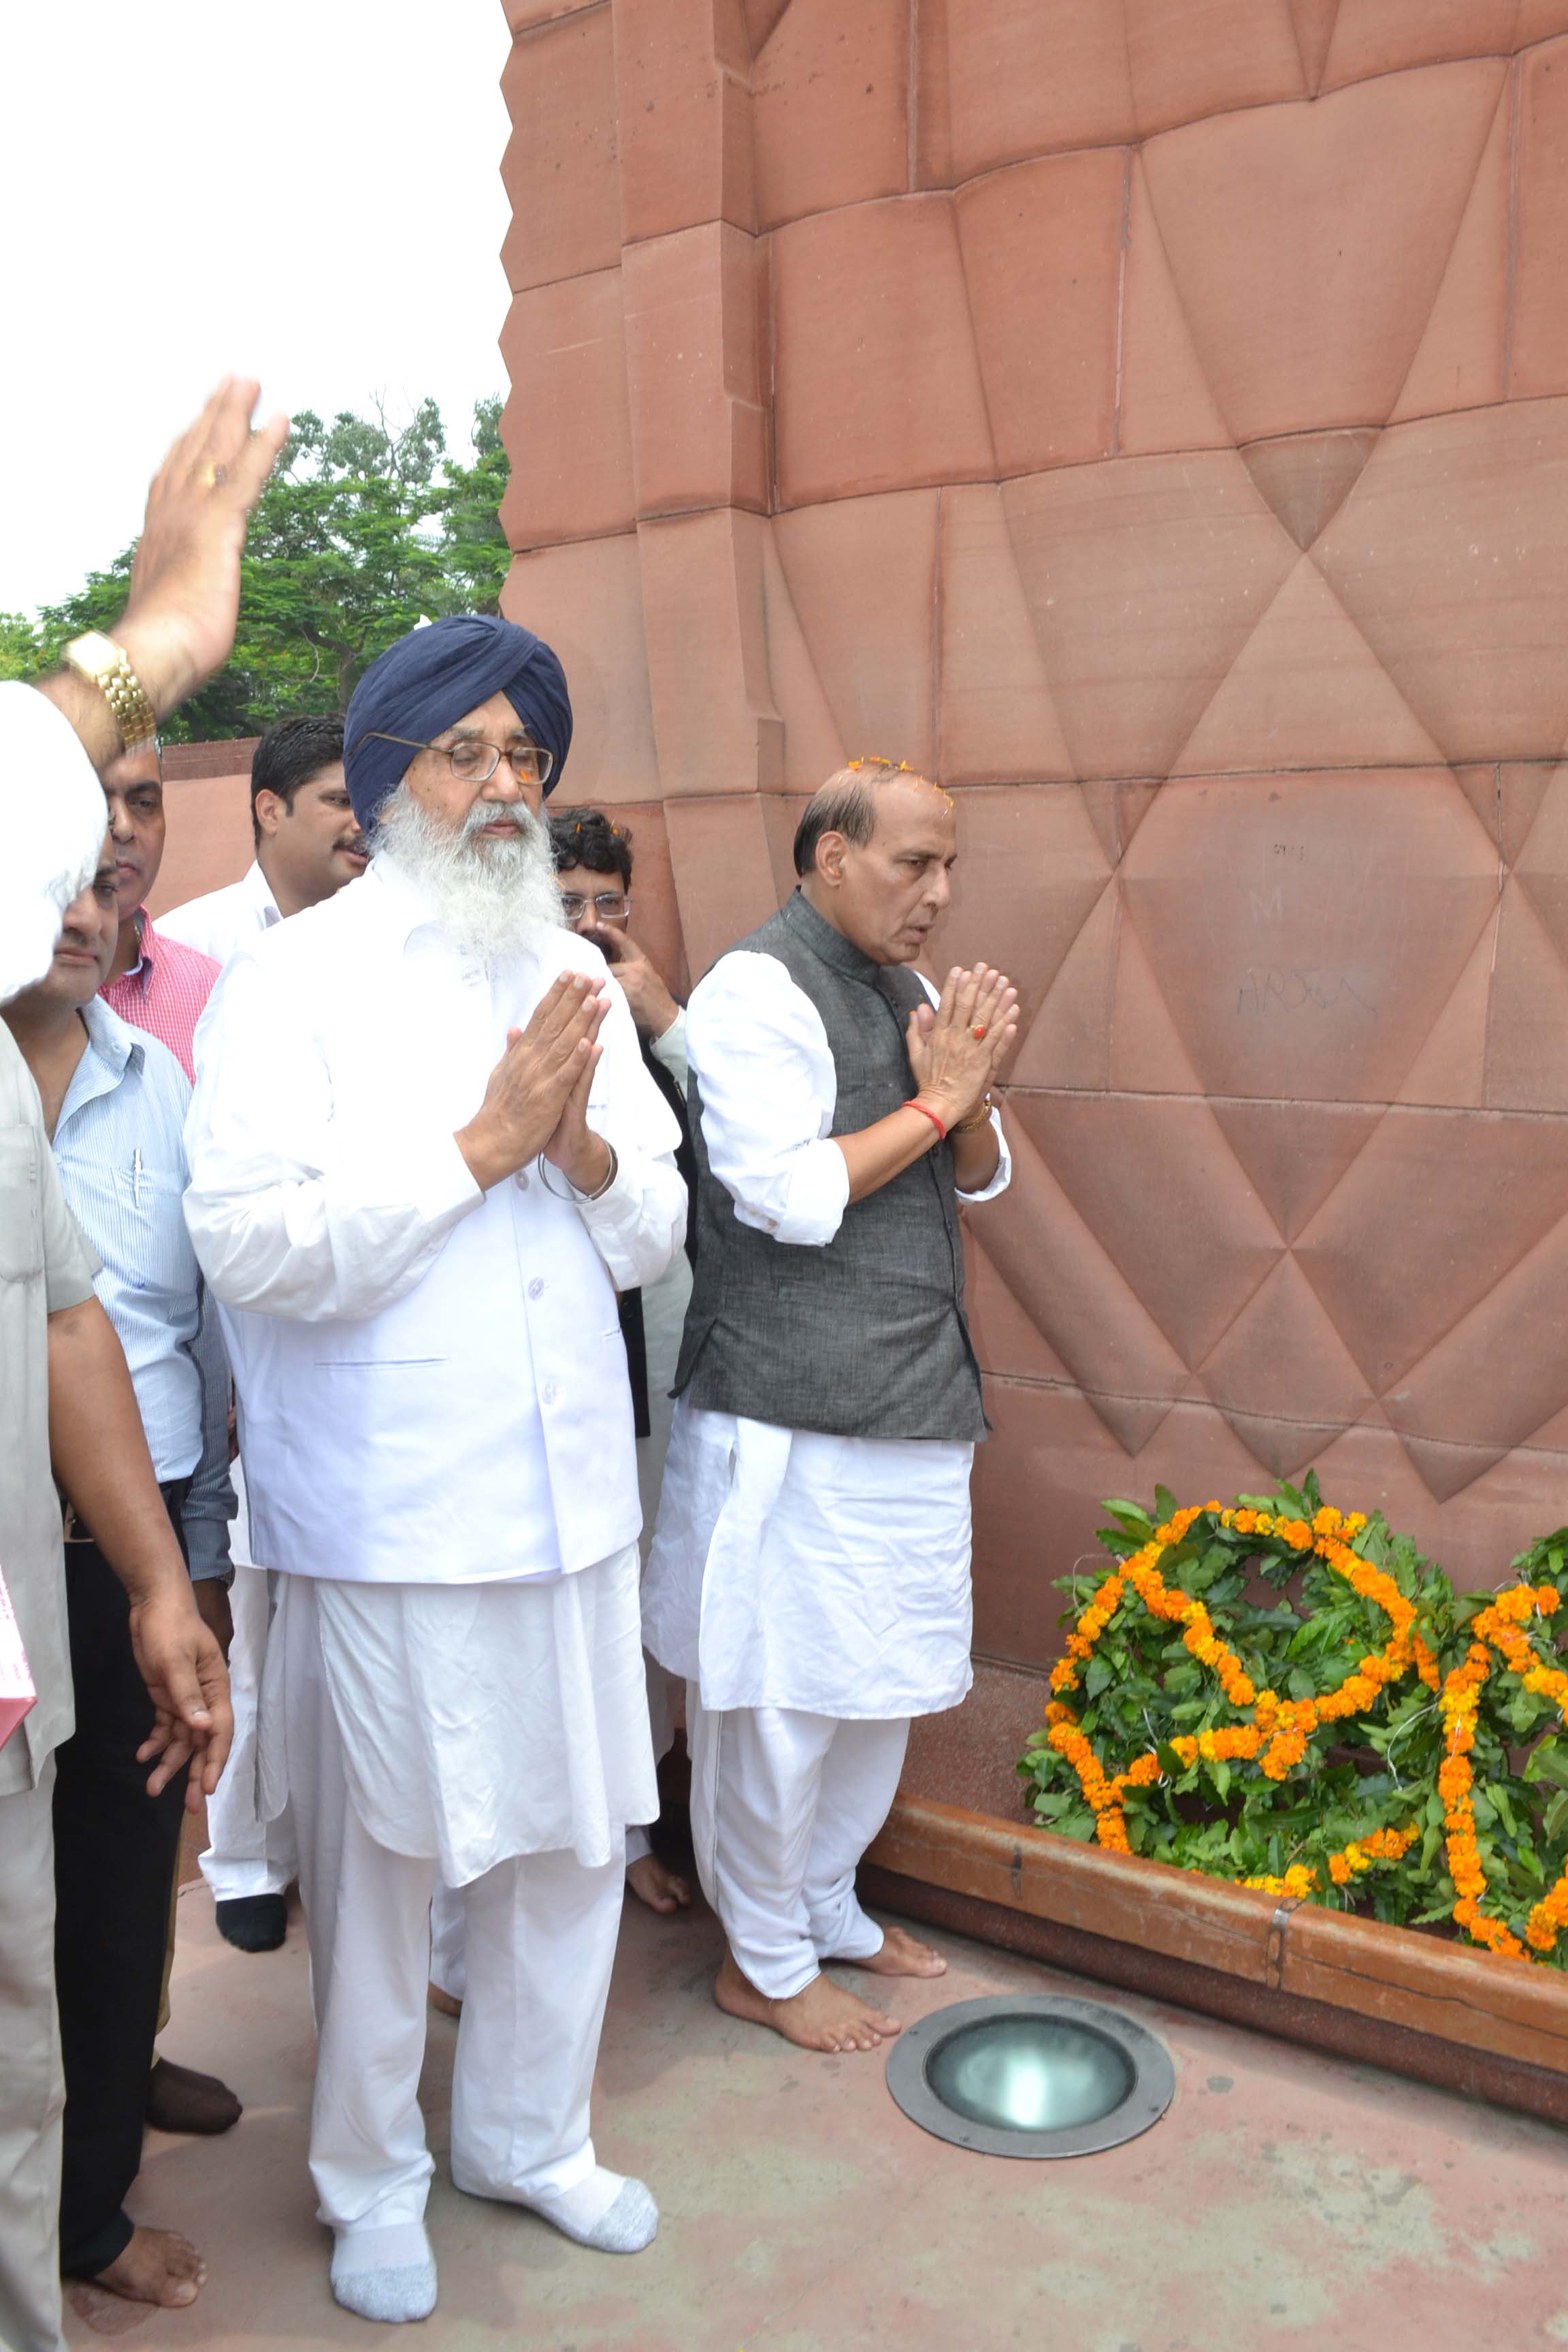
[642,757,1017,2057]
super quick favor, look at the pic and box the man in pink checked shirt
[99,744,219,1081]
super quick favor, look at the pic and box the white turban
[0,683,108,1003]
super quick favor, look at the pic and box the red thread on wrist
[903,1097,947,1143]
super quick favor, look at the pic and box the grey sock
[525,2172,659,2254]
[329,2222,438,2323]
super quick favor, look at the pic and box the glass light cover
[925,2016,1135,2134]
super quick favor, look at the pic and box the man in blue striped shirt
[4,847,233,2315]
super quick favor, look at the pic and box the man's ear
[817,830,846,886]
[253,787,284,839]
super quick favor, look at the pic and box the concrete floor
[68,1876,1568,2352]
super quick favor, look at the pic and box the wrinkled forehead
[868,774,957,854]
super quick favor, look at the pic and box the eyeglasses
[357,732,555,787]
[559,890,631,923]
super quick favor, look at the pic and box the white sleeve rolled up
[685,951,850,1248]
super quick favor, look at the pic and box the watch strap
[61,632,157,753]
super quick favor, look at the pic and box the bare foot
[625,1852,692,1914]
[91,2227,206,2308]
[842,1924,949,1980]
[713,1946,901,2053]
[428,1980,462,2019]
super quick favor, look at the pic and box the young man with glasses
[184,616,686,2323]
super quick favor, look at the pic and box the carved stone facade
[497,1,1568,1688]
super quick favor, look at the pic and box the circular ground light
[885,1993,1175,2159]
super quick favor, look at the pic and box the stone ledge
[864,1794,1568,2122]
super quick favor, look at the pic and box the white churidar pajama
[184,856,686,2244]
[265,1563,641,2223]
[640,949,1010,2003]
[199,1463,297,1902]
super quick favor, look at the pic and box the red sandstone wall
[497,0,1568,1676]
[146,739,259,918]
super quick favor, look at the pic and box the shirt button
[527,1277,544,1300]
[542,1380,558,1405]
[513,1170,529,1192]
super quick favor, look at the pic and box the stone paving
[65,1872,1568,2352]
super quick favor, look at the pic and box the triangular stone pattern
[500,2,1568,1597]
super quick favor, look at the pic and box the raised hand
[115,378,291,717]
[906,965,1019,1128]
[455,973,608,1190]
[583,921,680,1042]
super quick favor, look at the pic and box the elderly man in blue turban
[184,617,686,2323]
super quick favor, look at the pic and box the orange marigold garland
[1046,1500,1424,1849]
[1436,1586,1568,1961]
[1033,1493,1568,1965]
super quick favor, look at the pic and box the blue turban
[343,614,573,834]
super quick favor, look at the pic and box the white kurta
[259,1545,653,1886]
[184,856,687,1584]
[640,946,1011,1722]
[158,857,280,962]
[183,855,686,1873]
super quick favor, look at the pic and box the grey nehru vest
[672,889,987,1443]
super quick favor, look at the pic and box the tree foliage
[17,395,512,740]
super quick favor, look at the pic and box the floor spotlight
[885,1993,1175,2159]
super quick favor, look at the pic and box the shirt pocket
[0,1124,43,1283]
[310,1313,449,1369]
[110,1162,199,1304]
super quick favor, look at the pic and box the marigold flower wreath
[1022,1482,1568,1964]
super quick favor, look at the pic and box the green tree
[0,610,43,682]
[22,395,512,739]
[432,395,512,614]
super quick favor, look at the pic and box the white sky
[0,1,513,615]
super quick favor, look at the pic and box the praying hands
[455,970,610,1194]
[905,963,1019,1132]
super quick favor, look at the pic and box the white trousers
[290,1607,625,2228]
[199,1558,297,1901]
[688,1697,909,2002]
[0,1760,65,2352]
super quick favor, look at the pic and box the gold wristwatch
[61,632,158,753]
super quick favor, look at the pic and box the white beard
[372,784,564,967]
